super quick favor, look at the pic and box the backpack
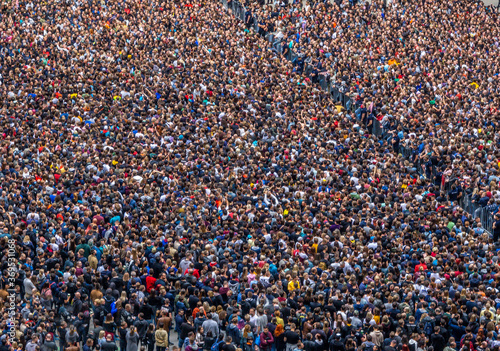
[297,313,306,328]
[228,281,240,295]
[423,321,433,336]
[50,283,62,302]
[211,340,224,351]
[104,295,115,313]
[406,323,418,335]
[38,278,47,291]
[382,322,391,334]
[42,287,52,300]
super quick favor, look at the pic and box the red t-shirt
[414,263,427,273]
[146,275,157,293]
[184,268,200,279]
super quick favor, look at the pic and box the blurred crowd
[0,0,499,350]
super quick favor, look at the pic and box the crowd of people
[0,0,499,350]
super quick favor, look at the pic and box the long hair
[274,324,284,337]
[243,324,251,338]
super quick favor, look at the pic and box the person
[134,314,149,346]
[103,314,117,335]
[275,324,286,351]
[26,335,40,351]
[284,324,300,351]
[119,322,129,351]
[493,214,500,242]
[65,327,79,349]
[101,334,119,351]
[260,327,275,351]
[145,324,156,351]
[384,340,397,351]
[185,331,199,351]
[222,337,237,351]
[256,309,268,334]
[41,334,58,351]
[430,327,446,351]
[83,339,95,351]
[158,309,173,345]
[66,343,79,351]
[196,326,206,350]
[345,339,356,351]
[155,323,169,351]
[370,326,384,348]
[0,339,10,351]
[98,330,107,346]
[227,319,241,347]
[176,310,188,337]
[24,273,37,300]
[181,318,197,348]
[126,326,140,351]
[443,342,457,351]
[203,313,220,339]
[57,322,68,351]
[40,282,53,311]
[242,325,255,351]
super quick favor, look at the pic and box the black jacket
[134,318,149,339]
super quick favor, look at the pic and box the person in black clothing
[94,300,108,326]
[493,214,500,242]
[181,317,196,345]
[118,321,128,351]
[304,334,318,351]
[329,334,346,351]
[134,313,149,343]
[103,289,115,314]
[57,322,68,351]
[145,323,156,351]
[176,310,187,337]
[205,331,216,351]
[284,323,301,351]
[103,313,117,334]
[100,334,118,351]
[0,339,10,351]
[72,292,83,316]
[139,298,155,324]
[383,340,397,351]
[221,336,237,351]
[430,327,446,351]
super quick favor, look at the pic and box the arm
[269,193,279,207]
[264,192,271,206]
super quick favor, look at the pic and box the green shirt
[75,243,91,258]
[447,221,455,231]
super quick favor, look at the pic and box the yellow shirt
[288,280,300,292]
[276,317,284,327]
[312,243,318,253]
